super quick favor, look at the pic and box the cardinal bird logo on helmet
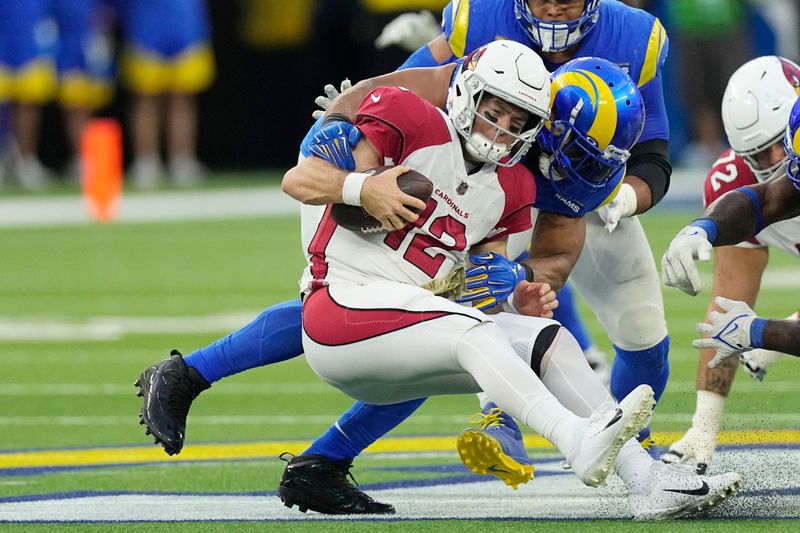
[780,58,800,95]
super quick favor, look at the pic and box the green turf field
[1,187,798,529]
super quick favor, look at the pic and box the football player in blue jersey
[399,0,673,453]
[135,50,743,519]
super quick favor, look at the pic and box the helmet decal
[537,57,644,198]
[550,69,617,149]
[780,57,800,95]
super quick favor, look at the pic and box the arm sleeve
[626,138,672,207]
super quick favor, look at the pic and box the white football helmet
[447,40,551,167]
[721,55,800,181]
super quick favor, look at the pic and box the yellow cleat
[456,405,534,490]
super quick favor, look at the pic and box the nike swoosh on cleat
[487,465,511,474]
[663,481,710,496]
[603,408,623,430]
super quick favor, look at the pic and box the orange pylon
[81,118,123,222]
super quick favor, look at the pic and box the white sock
[692,390,726,435]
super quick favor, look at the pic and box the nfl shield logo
[456,181,469,195]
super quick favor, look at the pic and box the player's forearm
[696,246,766,394]
[282,159,348,205]
[761,319,800,356]
[328,66,454,119]
[326,80,381,121]
[699,186,766,246]
[525,212,585,291]
[622,175,652,214]
[625,138,671,212]
[524,255,573,292]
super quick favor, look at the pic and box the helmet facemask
[447,40,551,167]
[514,0,602,53]
[455,86,544,167]
[738,136,788,182]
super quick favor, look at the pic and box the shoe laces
[281,453,364,493]
[468,407,506,430]
[640,436,657,450]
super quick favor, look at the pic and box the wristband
[342,172,369,206]
[522,263,534,282]
[690,218,719,245]
[323,112,353,126]
[749,317,767,349]
[615,182,638,218]
[501,293,520,314]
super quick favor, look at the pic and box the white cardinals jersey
[704,149,800,258]
[299,86,535,293]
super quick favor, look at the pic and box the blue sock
[610,335,670,404]
[610,336,670,441]
[304,398,426,461]
[183,299,304,383]
[552,283,594,352]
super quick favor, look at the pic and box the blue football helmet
[537,57,645,200]
[514,0,602,52]
[783,96,800,190]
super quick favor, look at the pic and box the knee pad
[529,324,562,377]
[613,303,668,351]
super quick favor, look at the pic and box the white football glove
[661,224,713,295]
[374,10,441,52]
[694,297,758,368]
[597,182,636,233]
[311,78,353,120]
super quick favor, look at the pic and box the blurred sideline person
[667,0,751,169]
[136,49,743,519]
[385,0,672,453]
[116,0,214,188]
[51,0,114,179]
[0,0,58,191]
[660,56,800,474]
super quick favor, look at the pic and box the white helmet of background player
[721,55,800,181]
[447,40,551,167]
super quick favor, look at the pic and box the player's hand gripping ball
[331,166,433,234]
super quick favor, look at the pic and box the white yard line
[0,311,263,341]
[0,379,795,396]
[0,186,298,227]
[0,412,799,427]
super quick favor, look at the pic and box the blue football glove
[308,116,362,171]
[455,252,532,310]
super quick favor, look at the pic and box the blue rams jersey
[442,0,669,216]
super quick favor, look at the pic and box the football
[331,166,433,234]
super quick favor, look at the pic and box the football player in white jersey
[660,57,800,474]
[283,41,742,519]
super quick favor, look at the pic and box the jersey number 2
[384,199,467,277]
[710,152,739,192]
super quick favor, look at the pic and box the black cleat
[277,453,395,515]
[135,349,210,455]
